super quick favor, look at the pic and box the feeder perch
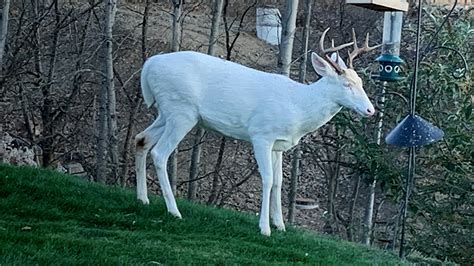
[346,0,409,12]
[295,198,318,210]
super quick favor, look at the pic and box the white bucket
[256,7,281,46]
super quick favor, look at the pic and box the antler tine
[347,28,381,69]
[348,28,358,69]
[364,32,370,49]
[319,27,354,74]
[319,28,330,55]
[352,28,359,49]
[363,32,382,52]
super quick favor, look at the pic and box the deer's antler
[347,28,381,69]
[319,27,353,74]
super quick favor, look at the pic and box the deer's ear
[330,52,348,70]
[311,53,337,78]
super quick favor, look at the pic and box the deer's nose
[366,107,375,116]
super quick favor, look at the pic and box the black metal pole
[410,0,423,116]
[399,146,415,257]
[400,0,423,258]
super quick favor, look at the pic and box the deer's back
[142,51,301,141]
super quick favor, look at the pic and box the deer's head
[311,28,379,117]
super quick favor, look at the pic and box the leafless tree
[35,0,61,167]
[97,0,118,183]
[106,0,119,184]
[204,0,257,205]
[120,0,152,187]
[278,0,300,224]
[278,0,299,76]
[0,0,10,70]
[187,0,224,201]
[0,1,101,172]
[288,0,313,224]
[222,0,256,61]
[170,0,183,52]
[166,0,185,193]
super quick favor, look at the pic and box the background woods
[0,0,471,264]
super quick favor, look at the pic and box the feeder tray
[295,198,318,210]
[385,114,444,147]
[346,0,409,12]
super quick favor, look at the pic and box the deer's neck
[293,78,343,134]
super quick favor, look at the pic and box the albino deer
[135,28,379,236]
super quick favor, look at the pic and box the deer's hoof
[275,224,286,232]
[170,210,182,219]
[260,226,271,236]
[138,196,150,205]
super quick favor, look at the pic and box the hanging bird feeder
[346,1,408,81]
[374,11,406,81]
[346,0,408,12]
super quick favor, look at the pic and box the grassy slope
[0,164,405,265]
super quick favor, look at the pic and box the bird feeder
[374,11,405,81]
[346,0,408,12]
[385,114,444,147]
[346,1,407,81]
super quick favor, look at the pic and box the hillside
[0,164,405,265]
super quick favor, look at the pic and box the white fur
[135,51,375,236]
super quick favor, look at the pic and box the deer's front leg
[271,151,285,231]
[252,139,274,236]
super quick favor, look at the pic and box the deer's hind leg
[135,115,166,204]
[150,112,197,218]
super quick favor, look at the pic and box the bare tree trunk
[207,137,226,204]
[279,0,299,222]
[278,0,299,76]
[96,77,108,184]
[105,0,119,184]
[31,0,60,167]
[41,0,60,167]
[0,0,10,70]
[287,147,300,223]
[348,174,361,241]
[187,130,202,200]
[120,0,151,187]
[287,0,313,224]
[32,0,45,166]
[361,81,386,245]
[32,0,43,163]
[168,0,183,194]
[97,0,117,183]
[188,0,224,201]
[278,1,299,218]
[323,130,341,234]
[168,151,178,193]
[207,0,223,56]
[171,0,182,52]
[207,0,257,202]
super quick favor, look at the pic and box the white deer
[135,28,379,236]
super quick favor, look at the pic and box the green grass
[0,164,405,265]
